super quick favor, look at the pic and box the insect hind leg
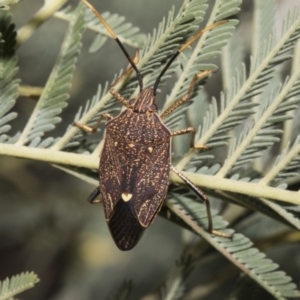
[171,166,230,238]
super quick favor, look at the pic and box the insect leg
[160,69,218,120]
[171,166,230,238]
[171,128,209,150]
[88,187,102,204]
[171,166,213,232]
[73,113,113,133]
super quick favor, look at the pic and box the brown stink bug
[76,0,229,251]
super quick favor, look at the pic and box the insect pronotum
[76,0,229,251]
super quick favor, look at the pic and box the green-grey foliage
[56,4,146,50]
[0,0,20,11]
[165,190,300,299]
[273,135,300,181]
[15,3,85,147]
[0,13,18,142]
[0,272,39,300]
[0,0,300,299]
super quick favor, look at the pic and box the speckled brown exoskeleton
[75,0,229,251]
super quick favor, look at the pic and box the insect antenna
[153,20,228,96]
[81,0,143,91]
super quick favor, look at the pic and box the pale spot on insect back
[128,143,134,147]
[148,147,153,153]
[122,193,132,202]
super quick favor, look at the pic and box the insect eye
[149,104,158,112]
[128,99,135,107]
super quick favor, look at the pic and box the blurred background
[0,0,299,299]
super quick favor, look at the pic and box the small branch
[54,165,98,186]
[281,40,300,152]
[18,85,43,99]
[217,67,300,178]
[0,144,98,169]
[0,143,299,205]
[16,0,68,47]
[170,171,300,205]
[261,139,300,184]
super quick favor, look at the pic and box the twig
[16,0,68,47]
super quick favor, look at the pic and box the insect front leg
[73,113,113,133]
[160,69,218,120]
[171,166,230,238]
[88,187,102,204]
[171,128,209,150]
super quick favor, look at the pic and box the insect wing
[133,141,171,227]
[99,134,123,219]
[99,113,171,250]
[108,141,170,250]
[99,135,171,250]
[108,198,144,250]
[99,134,144,250]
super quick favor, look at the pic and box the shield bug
[76,0,229,251]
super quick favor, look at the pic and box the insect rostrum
[77,0,229,251]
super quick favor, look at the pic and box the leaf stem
[217,68,300,177]
[0,143,299,205]
[16,0,68,47]
[170,170,300,205]
[0,144,98,169]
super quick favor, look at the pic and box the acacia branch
[0,144,299,205]
[16,0,68,47]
